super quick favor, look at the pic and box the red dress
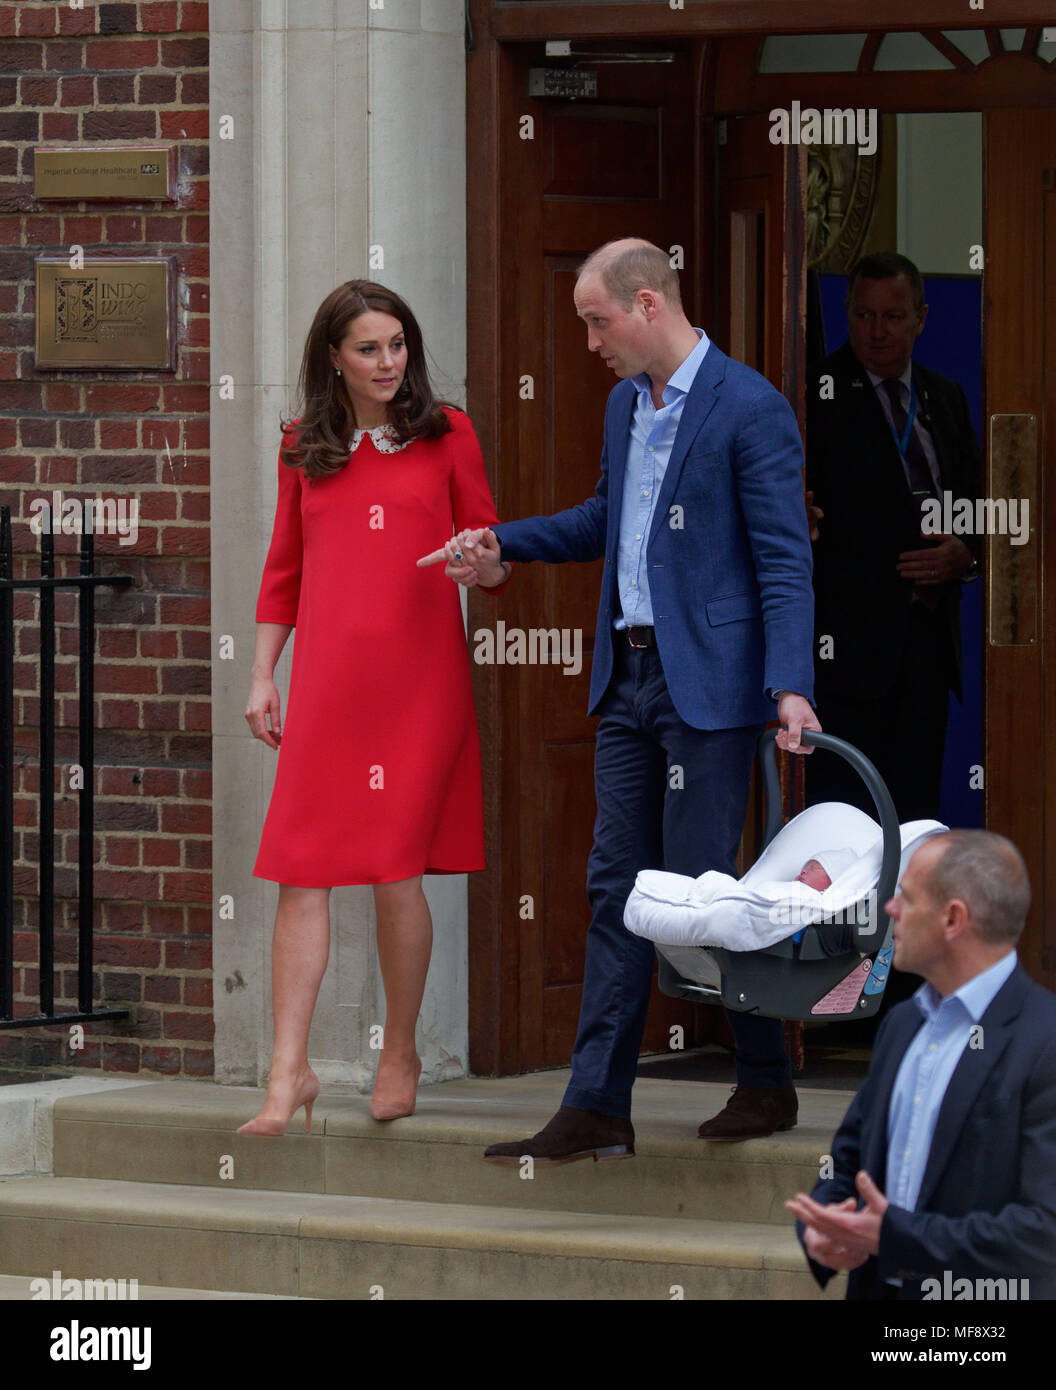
[252,406,505,887]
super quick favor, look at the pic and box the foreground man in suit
[430,238,819,1156]
[805,251,981,824]
[788,829,1056,1300]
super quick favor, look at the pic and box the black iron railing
[0,502,133,1029]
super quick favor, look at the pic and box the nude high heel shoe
[370,1053,422,1121]
[237,1068,320,1136]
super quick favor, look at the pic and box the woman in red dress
[240,280,508,1135]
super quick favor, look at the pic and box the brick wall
[0,1,213,1078]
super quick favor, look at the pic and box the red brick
[183,838,210,870]
[179,2,209,31]
[140,2,182,31]
[0,8,16,38]
[93,869,163,902]
[144,976,180,1004]
[142,698,181,732]
[183,977,211,1007]
[43,383,81,413]
[103,213,144,242]
[18,5,57,36]
[139,73,177,103]
[102,1042,141,1073]
[183,1048,213,1077]
[58,4,95,35]
[179,71,208,104]
[139,629,178,659]
[19,75,59,104]
[84,109,157,141]
[98,419,138,449]
[162,1010,213,1041]
[160,871,210,903]
[185,906,211,937]
[159,594,208,625]
[97,627,138,658]
[160,37,207,67]
[84,38,159,71]
[179,628,210,660]
[41,113,78,139]
[57,417,93,448]
[139,767,180,797]
[161,802,210,836]
[141,1045,182,1075]
[143,837,180,867]
[182,700,210,733]
[84,383,161,414]
[95,73,138,104]
[166,939,210,972]
[94,663,158,694]
[94,935,161,968]
[159,108,207,140]
[61,215,104,244]
[98,698,141,727]
[42,40,84,73]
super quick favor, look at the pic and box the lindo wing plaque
[35,256,177,369]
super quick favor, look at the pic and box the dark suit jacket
[798,962,1056,1300]
[806,341,982,701]
[492,344,815,731]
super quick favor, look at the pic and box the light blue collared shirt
[886,950,1018,1216]
[614,327,710,629]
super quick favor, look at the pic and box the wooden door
[477,41,704,1072]
[984,108,1056,991]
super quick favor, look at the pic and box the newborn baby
[687,847,859,907]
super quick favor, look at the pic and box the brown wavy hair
[278,280,457,479]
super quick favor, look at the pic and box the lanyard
[887,377,917,461]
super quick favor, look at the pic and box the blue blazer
[491,344,815,729]
[799,963,1056,1300]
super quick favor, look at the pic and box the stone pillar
[209,0,470,1087]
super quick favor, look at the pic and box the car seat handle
[757,727,902,951]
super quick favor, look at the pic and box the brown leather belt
[621,626,655,648]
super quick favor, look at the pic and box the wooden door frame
[466,0,1056,1073]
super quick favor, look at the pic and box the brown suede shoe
[483,1105,635,1165]
[696,1083,798,1141]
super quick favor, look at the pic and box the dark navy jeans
[562,639,792,1119]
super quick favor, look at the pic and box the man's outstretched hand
[417,526,506,588]
[776,692,821,753]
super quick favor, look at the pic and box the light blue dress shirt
[614,327,710,630]
[886,949,1018,1215]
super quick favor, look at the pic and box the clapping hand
[417,527,506,588]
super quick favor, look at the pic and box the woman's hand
[245,673,283,750]
[417,527,506,588]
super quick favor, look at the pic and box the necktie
[882,377,940,610]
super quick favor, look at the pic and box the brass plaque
[35,256,177,370]
[987,413,1037,646]
[34,144,176,201]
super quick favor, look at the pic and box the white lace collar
[349,423,408,455]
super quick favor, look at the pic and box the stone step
[0,1273,309,1300]
[51,1075,851,1225]
[0,1175,844,1300]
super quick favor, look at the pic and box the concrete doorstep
[0,1072,849,1301]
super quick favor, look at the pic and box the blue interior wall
[817,273,984,828]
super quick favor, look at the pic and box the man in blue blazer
[429,238,819,1158]
[788,829,1056,1299]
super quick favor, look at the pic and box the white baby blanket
[624,802,948,952]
